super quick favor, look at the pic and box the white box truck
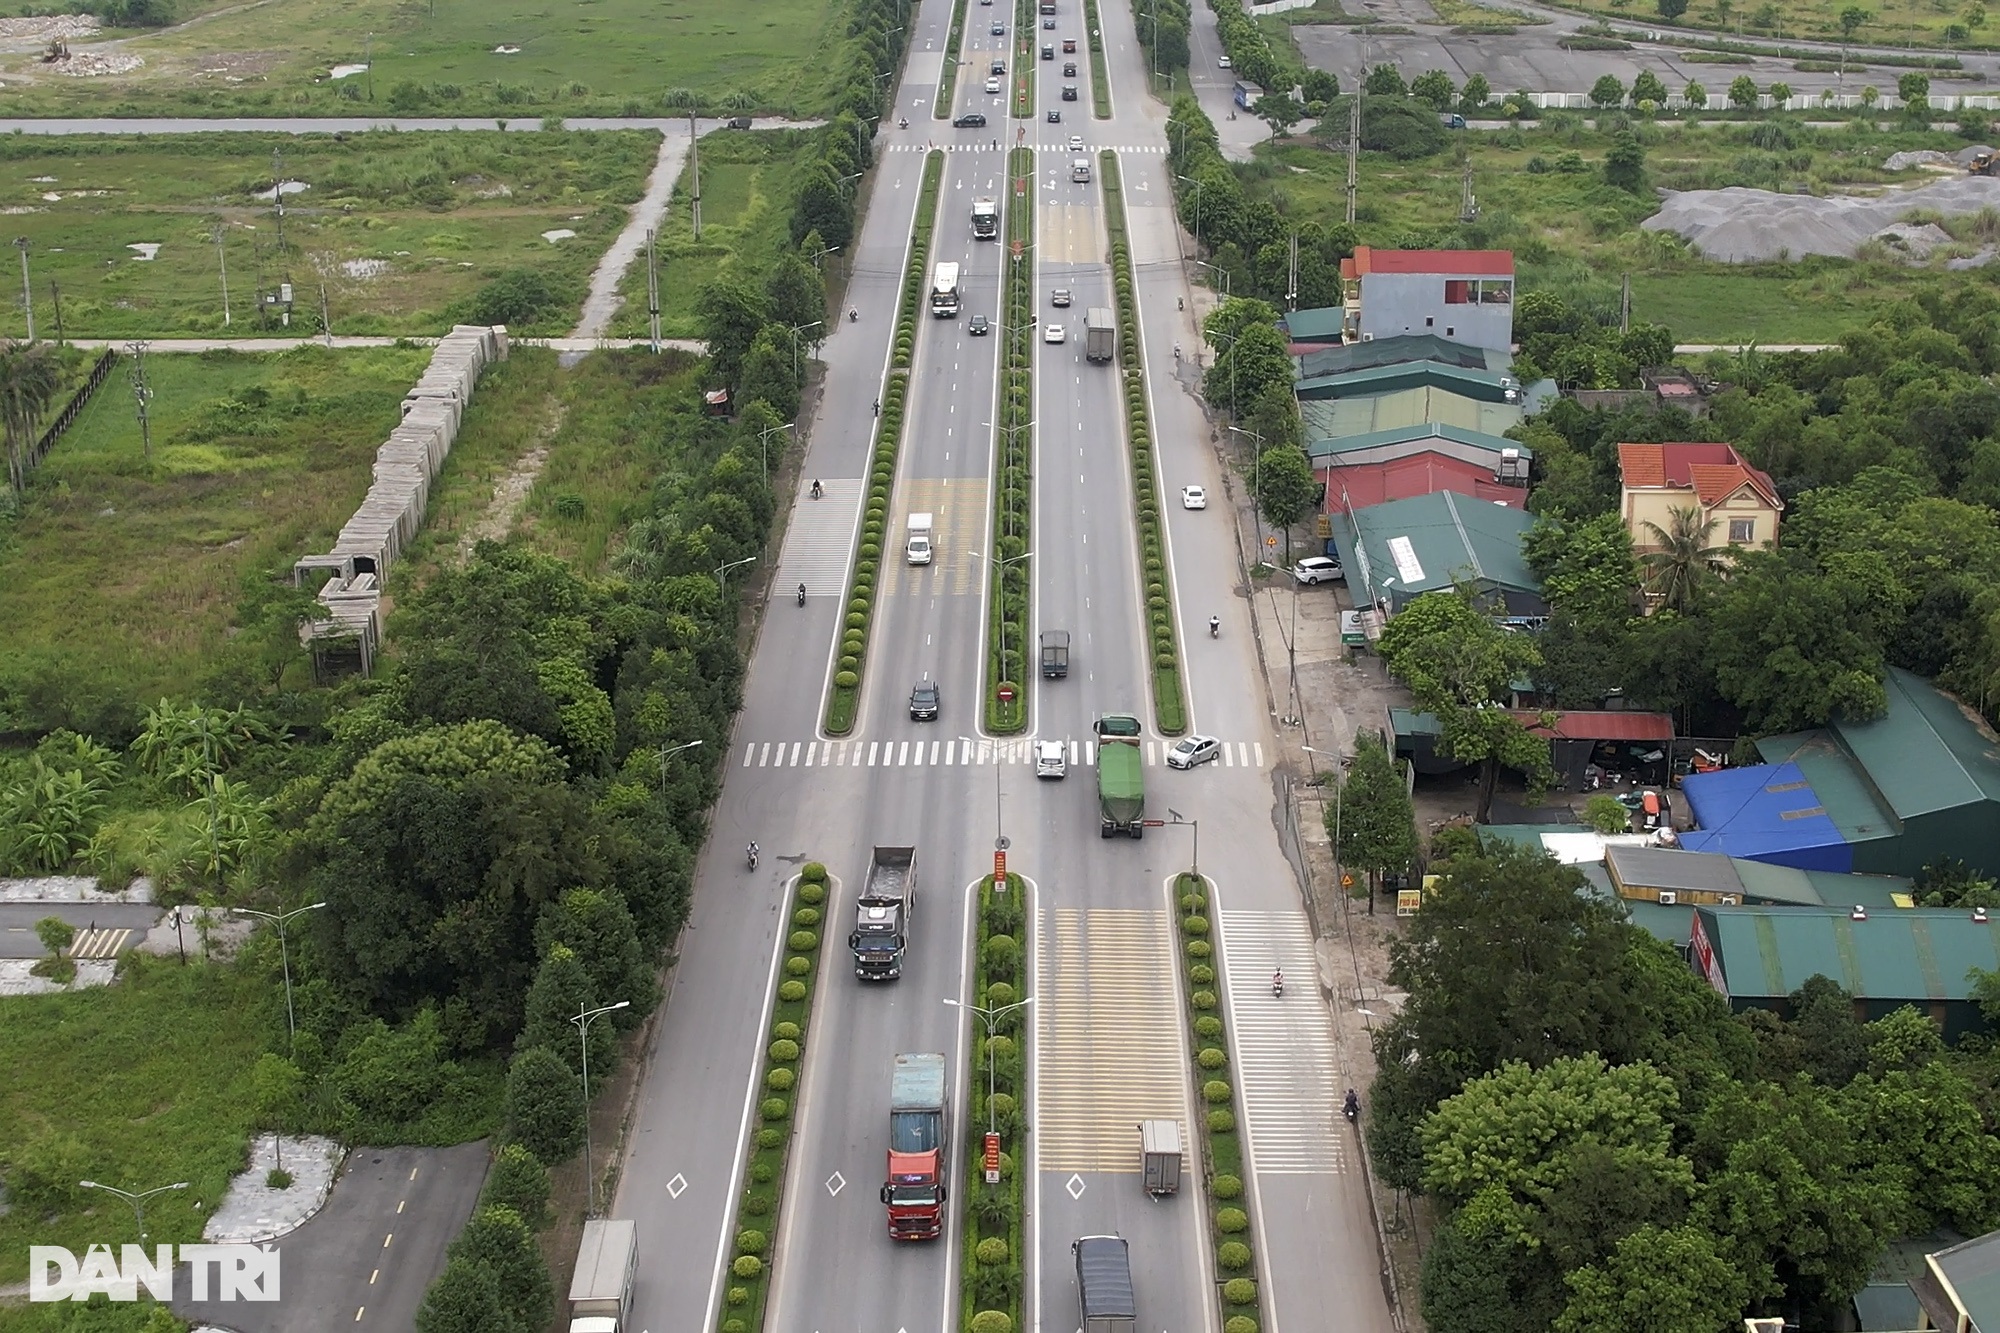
[906,512,934,565]
[930,261,961,317]
[1071,156,1092,182]
[568,1219,636,1333]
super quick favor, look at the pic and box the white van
[1071,156,1091,182]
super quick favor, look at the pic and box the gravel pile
[1642,175,2000,263]
[0,14,100,40]
[1883,149,1958,171]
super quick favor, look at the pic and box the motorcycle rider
[1343,1088,1360,1121]
[1209,615,1220,638]
[1271,967,1284,996]
[810,478,823,499]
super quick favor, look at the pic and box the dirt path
[456,400,565,560]
[568,130,691,340]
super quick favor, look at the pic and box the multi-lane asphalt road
[610,3,1396,1331]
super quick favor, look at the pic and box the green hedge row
[1083,0,1112,119]
[958,874,1030,1333]
[983,146,1036,734]
[824,150,945,734]
[935,0,972,119]
[1011,0,1037,121]
[1097,152,1188,736]
[716,861,833,1333]
[1174,872,1267,1333]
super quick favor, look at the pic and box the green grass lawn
[0,132,655,339]
[0,345,426,711]
[0,955,273,1287]
[1251,116,1999,341]
[1518,0,1988,49]
[0,0,851,119]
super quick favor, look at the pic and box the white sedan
[1044,323,1066,343]
[1166,735,1222,770]
[1181,485,1207,509]
[1069,134,1085,151]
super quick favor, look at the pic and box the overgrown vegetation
[984,146,1034,734]
[957,872,1028,1333]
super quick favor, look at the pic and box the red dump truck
[879,1052,950,1239]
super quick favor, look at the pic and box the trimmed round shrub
[1212,1173,1243,1199]
[1208,1108,1236,1133]
[792,907,821,928]
[1198,1046,1228,1070]
[1217,1207,1250,1234]
[789,931,819,952]
[796,883,824,905]
[750,1160,775,1183]
[772,1020,801,1041]
[1186,939,1211,958]
[834,670,859,688]
[1182,915,1210,937]
[756,1128,783,1149]
[986,980,1016,1007]
[1195,1015,1223,1039]
[785,956,811,977]
[1225,1318,1259,1333]
[1203,1079,1233,1104]
[766,1067,794,1091]
[1181,892,1206,913]
[727,1286,748,1306]
[778,979,808,1002]
[1217,1240,1252,1271]
[975,1237,1010,1265]
[732,1255,763,1279]
[1189,964,1214,985]
[1192,990,1217,1010]
[848,597,869,614]
[736,1229,768,1255]
[801,860,827,882]
[741,1192,771,1217]
[768,1038,800,1062]
[970,1313,1013,1333]
[985,1034,1016,1063]
[989,1092,1015,1119]
[1224,1278,1258,1305]
[760,1096,789,1119]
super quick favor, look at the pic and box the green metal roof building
[1754,667,2000,880]
[1914,1229,2000,1333]
[1295,360,1524,404]
[1303,422,1529,470]
[1332,490,1543,619]
[1277,305,1347,345]
[1690,905,2000,1037]
[1295,333,1512,381]
[1301,385,1525,442]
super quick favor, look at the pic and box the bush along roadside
[1083,0,1113,119]
[1098,153,1189,736]
[935,0,971,118]
[958,871,1031,1333]
[1174,871,1268,1333]
[717,861,832,1333]
[984,146,1035,734]
[825,150,945,734]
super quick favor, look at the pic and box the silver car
[1292,556,1344,585]
[1166,735,1221,769]
[1036,740,1068,779]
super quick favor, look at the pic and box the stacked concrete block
[294,325,510,676]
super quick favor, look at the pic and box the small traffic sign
[1265,535,1278,549]
[984,1132,1001,1184]
[998,683,1016,703]
[1142,819,1166,827]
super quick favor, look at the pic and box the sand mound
[1641,175,2000,263]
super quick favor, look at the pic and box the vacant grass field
[608,129,814,339]
[0,131,655,339]
[0,0,850,119]
[1531,0,1993,50]
[1253,114,1995,340]
[0,345,426,709]
[0,955,272,1288]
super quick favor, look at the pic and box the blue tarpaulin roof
[1679,762,1854,872]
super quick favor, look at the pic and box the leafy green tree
[790,165,854,251]
[1637,505,1731,613]
[482,1144,552,1229]
[1302,69,1341,102]
[0,338,62,498]
[1376,589,1550,822]
[506,1044,585,1164]
[1360,96,1449,158]
[1555,1225,1749,1333]
[251,1053,304,1174]
[536,887,656,1026]
[1328,730,1417,909]
[1459,73,1491,112]
[1524,513,1637,627]
[1656,0,1690,16]
[695,278,771,384]
[1243,379,1304,452]
[1589,74,1626,108]
[1704,549,1887,732]
[1204,319,1295,418]
[1683,80,1706,107]
[737,324,802,421]
[1843,1057,2000,1235]
[1411,69,1456,112]
[764,253,826,334]
[1252,93,1304,136]
[1728,74,1759,109]
[1364,63,1408,97]
[517,944,595,1073]
[1898,71,1930,108]
[1254,445,1319,556]
[463,269,564,329]
[1604,133,1646,192]
[1768,81,1793,105]
[415,1257,519,1333]
[450,1206,552,1333]
[1420,1205,1557,1333]
[332,1012,458,1131]
[1630,71,1669,106]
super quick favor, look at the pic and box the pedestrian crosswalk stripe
[69,928,132,959]
[889,142,1167,155]
[779,478,863,595]
[739,739,1264,768]
[1036,907,1187,1172]
[1218,909,1346,1175]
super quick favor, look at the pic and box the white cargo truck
[930,261,962,317]
[906,512,934,565]
[568,1219,636,1333]
[1071,156,1092,182]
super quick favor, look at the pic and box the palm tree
[0,338,61,499]
[1639,504,1733,614]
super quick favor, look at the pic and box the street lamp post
[967,548,1033,690]
[78,1180,188,1243]
[984,420,1035,539]
[1226,425,1266,562]
[1303,744,1366,913]
[1173,175,1206,248]
[1166,808,1199,878]
[1189,259,1232,298]
[229,902,326,1056]
[757,420,798,485]
[714,555,757,600]
[958,733,1007,880]
[943,995,1034,1131]
[571,999,630,1216]
[657,738,704,805]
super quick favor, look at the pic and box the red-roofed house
[1323,452,1528,514]
[1618,441,1783,559]
[1339,246,1515,352]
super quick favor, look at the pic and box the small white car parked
[1166,735,1222,770]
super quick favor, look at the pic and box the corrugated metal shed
[1295,360,1521,404]
[1301,385,1523,441]
[1304,422,1527,468]
[1295,333,1509,379]
[1336,490,1541,615]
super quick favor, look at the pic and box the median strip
[825,150,944,736]
[1174,871,1269,1333]
[984,144,1035,734]
[1098,151,1188,736]
[716,861,832,1333]
[936,0,971,118]
[1083,0,1112,118]
[957,869,1031,1333]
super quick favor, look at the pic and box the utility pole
[319,283,333,348]
[14,237,33,343]
[272,149,288,257]
[645,228,661,353]
[48,281,62,344]
[1460,161,1478,221]
[1286,231,1299,311]
[126,341,153,462]
[688,114,703,239]
[214,221,231,327]
[1345,91,1361,225]
[365,32,374,101]
[1620,272,1631,333]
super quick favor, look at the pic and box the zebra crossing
[1036,906,1187,1172]
[738,737,1266,769]
[887,141,1167,155]
[1218,909,1347,1175]
[779,478,863,595]
[69,927,134,959]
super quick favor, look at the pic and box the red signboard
[1689,911,1727,999]
[984,1132,1001,1184]
[994,850,1007,883]
[998,683,1016,703]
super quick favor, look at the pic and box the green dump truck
[1094,714,1145,838]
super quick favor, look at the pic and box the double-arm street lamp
[78,1179,188,1243]
[714,555,757,599]
[966,547,1033,691]
[943,995,1035,1130]
[1165,807,1200,878]
[757,420,798,484]
[1225,424,1266,560]
[572,999,630,1215]
[229,901,326,1056]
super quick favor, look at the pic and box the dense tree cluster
[1379,843,2000,1333]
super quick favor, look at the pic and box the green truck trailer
[1095,717,1145,838]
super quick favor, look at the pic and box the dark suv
[953,112,988,128]
[909,679,941,721]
